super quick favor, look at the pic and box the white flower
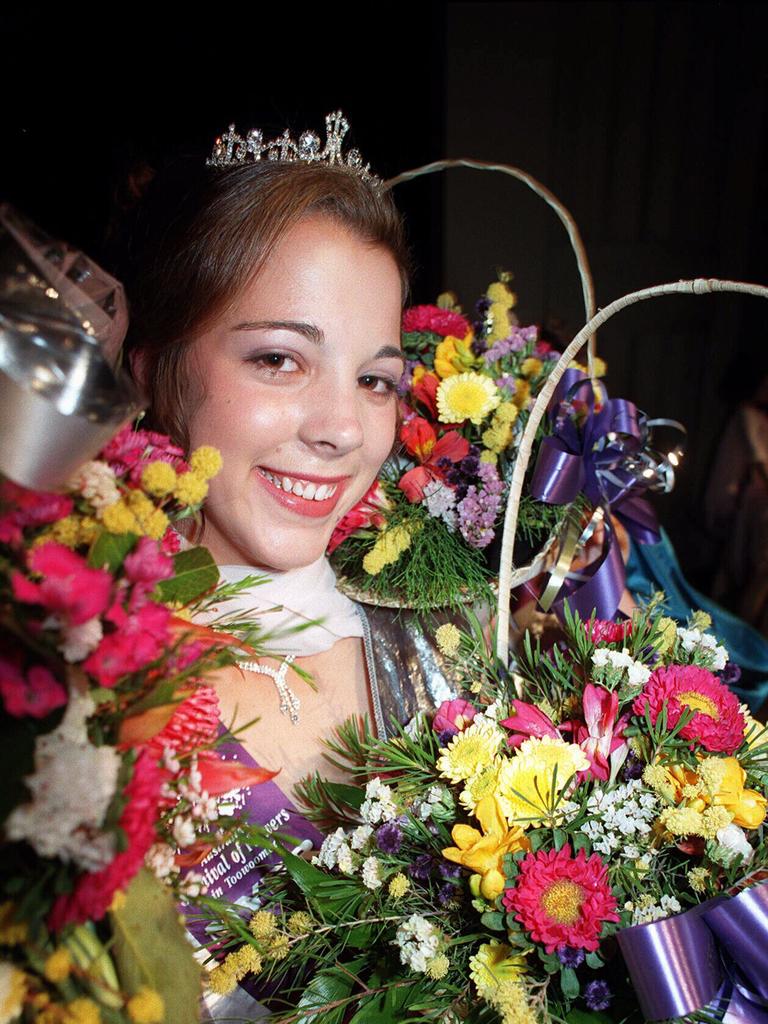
[423,480,458,530]
[394,915,441,974]
[172,816,197,848]
[714,824,754,867]
[592,648,611,668]
[361,856,383,889]
[58,616,103,663]
[313,827,347,869]
[162,746,182,774]
[404,713,428,740]
[360,777,398,825]
[627,660,651,687]
[5,692,120,870]
[336,843,355,875]
[179,871,206,899]
[70,460,121,512]
[350,825,374,851]
[677,628,728,671]
[146,842,179,879]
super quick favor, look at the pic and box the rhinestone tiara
[206,110,381,186]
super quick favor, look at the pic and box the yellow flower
[362,524,412,576]
[498,736,589,827]
[174,471,208,507]
[487,301,515,342]
[569,357,607,378]
[434,334,477,379]
[207,963,237,995]
[44,947,73,983]
[443,796,529,900]
[460,762,504,813]
[691,610,713,631]
[480,450,499,465]
[126,988,164,1024]
[520,357,543,379]
[249,910,277,940]
[486,281,517,310]
[388,873,411,899]
[743,709,768,750]
[286,911,314,936]
[710,757,767,829]
[701,806,733,837]
[141,461,177,497]
[427,954,450,980]
[189,445,223,480]
[0,963,26,1023]
[0,903,27,945]
[494,980,537,1024]
[482,401,519,454]
[653,616,678,656]
[50,516,81,548]
[65,997,101,1024]
[658,805,706,836]
[437,721,501,783]
[469,942,527,999]
[101,499,138,535]
[437,372,500,426]
[266,934,290,961]
[687,866,710,893]
[435,623,461,657]
[509,378,531,410]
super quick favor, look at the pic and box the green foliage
[156,546,219,604]
[88,531,137,572]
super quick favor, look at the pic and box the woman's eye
[248,352,300,374]
[359,374,397,395]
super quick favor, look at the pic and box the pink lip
[254,469,349,519]
[258,466,350,485]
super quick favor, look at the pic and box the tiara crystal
[206,110,381,185]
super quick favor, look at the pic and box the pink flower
[501,700,560,748]
[563,685,629,782]
[124,537,174,586]
[0,481,74,547]
[83,601,172,687]
[12,543,112,626]
[633,664,745,754]
[502,844,619,953]
[49,750,164,930]
[160,529,182,556]
[100,425,188,479]
[146,685,221,759]
[327,481,388,555]
[0,656,68,718]
[433,698,477,736]
[402,305,471,339]
[588,619,632,644]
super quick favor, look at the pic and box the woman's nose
[297,378,365,456]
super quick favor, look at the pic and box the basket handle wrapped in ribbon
[495,277,768,667]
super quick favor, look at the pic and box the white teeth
[260,470,338,501]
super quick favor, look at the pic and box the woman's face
[186,215,404,570]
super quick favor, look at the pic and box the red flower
[563,685,629,782]
[398,430,469,503]
[327,481,388,555]
[433,698,477,735]
[49,750,164,930]
[0,481,74,547]
[633,664,745,754]
[145,685,221,759]
[588,619,632,644]
[0,656,68,718]
[100,425,188,480]
[401,417,438,461]
[402,305,471,339]
[410,371,440,419]
[83,601,172,687]
[501,700,560,748]
[503,844,619,953]
[12,543,112,626]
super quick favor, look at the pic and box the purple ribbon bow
[618,879,768,1022]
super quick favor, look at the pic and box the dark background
[2,1,767,602]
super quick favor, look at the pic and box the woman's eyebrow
[231,319,324,343]
[374,345,406,364]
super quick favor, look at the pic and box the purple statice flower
[398,359,419,397]
[439,862,462,880]
[408,853,434,881]
[483,325,538,365]
[376,821,403,855]
[438,882,457,906]
[438,728,458,746]
[557,946,585,968]
[720,661,742,686]
[584,980,612,1011]
[441,447,482,502]
[457,461,504,549]
[622,752,645,782]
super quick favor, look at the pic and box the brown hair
[123,160,410,450]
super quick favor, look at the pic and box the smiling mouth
[257,468,340,501]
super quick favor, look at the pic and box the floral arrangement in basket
[329,277,590,610]
[195,600,768,1023]
[0,426,275,1024]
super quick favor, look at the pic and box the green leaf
[572,832,592,854]
[553,828,567,851]
[322,782,365,810]
[481,911,505,932]
[111,868,201,1024]
[560,965,580,999]
[157,547,219,605]
[89,531,137,572]
[528,829,547,852]
[346,924,373,948]
[566,1011,613,1024]
[294,966,354,1024]
[280,851,351,920]
[585,951,604,969]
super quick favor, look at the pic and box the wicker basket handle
[495,278,768,665]
[385,158,597,373]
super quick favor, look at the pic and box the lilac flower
[457,462,504,549]
[438,882,457,906]
[557,946,585,968]
[622,753,644,782]
[584,980,612,1011]
[408,853,434,880]
[441,447,482,502]
[483,326,538,364]
[375,821,403,855]
[398,359,419,397]
[720,662,742,686]
[439,862,462,880]
[438,728,458,746]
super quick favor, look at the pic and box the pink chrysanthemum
[402,305,471,339]
[502,844,619,953]
[48,750,164,930]
[633,664,745,754]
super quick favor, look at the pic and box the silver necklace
[237,654,301,725]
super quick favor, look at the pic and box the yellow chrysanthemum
[66,997,101,1024]
[249,910,277,940]
[435,623,461,657]
[460,762,504,813]
[691,610,713,631]
[362,524,412,576]
[697,758,727,795]
[286,912,314,936]
[174,471,208,507]
[494,980,537,1024]
[469,942,527,999]
[701,805,733,838]
[0,963,26,1023]
[44,947,72,983]
[520,357,543,379]
[437,721,501,783]
[427,954,450,980]
[658,805,706,836]
[498,736,589,827]
[388,873,411,899]
[486,281,517,310]
[189,445,223,480]
[480,450,498,465]
[437,372,500,426]
[126,988,164,1024]
[141,461,177,497]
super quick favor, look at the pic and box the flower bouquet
[196,601,768,1023]
[0,426,276,1024]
